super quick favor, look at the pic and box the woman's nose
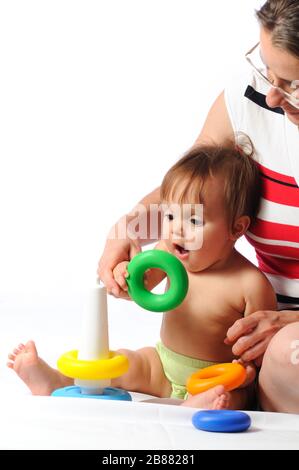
[266,87,284,109]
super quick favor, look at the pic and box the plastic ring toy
[186,362,246,395]
[192,410,251,433]
[52,386,132,401]
[126,250,189,312]
[57,350,129,380]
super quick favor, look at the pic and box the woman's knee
[260,323,299,412]
[263,322,299,368]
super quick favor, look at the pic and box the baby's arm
[243,270,277,317]
[226,269,278,365]
[112,241,168,297]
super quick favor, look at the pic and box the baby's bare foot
[181,385,230,410]
[7,340,72,396]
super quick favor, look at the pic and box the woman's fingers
[231,330,265,356]
[239,338,270,362]
[225,315,259,344]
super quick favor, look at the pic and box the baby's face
[162,175,233,273]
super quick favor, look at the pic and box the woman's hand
[225,310,283,365]
[98,187,161,298]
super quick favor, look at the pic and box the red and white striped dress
[225,63,299,310]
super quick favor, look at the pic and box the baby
[8,144,277,409]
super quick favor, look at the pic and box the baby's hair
[160,138,261,230]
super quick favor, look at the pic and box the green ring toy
[126,250,188,312]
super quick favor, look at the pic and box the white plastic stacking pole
[75,283,111,395]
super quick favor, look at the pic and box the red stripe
[261,176,299,207]
[258,163,298,186]
[246,237,299,259]
[256,252,299,279]
[250,219,299,243]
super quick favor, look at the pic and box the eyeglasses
[245,42,299,110]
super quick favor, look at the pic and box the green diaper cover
[156,341,217,400]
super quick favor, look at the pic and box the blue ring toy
[192,410,251,433]
[52,386,132,401]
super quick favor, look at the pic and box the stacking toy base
[52,386,132,401]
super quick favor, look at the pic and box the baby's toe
[214,394,229,410]
[13,347,22,355]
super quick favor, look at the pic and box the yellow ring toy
[186,363,246,395]
[57,350,129,380]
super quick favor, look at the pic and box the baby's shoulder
[234,254,277,310]
[233,252,273,292]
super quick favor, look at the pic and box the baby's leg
[7,341,72,396]
[259,323,299,413]
[7,342,172,398]
[112,347,172,398]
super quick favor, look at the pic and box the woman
[98,0,299,413]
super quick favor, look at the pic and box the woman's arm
[98,91,234,296]
[97,186,161,296]
[193,91,234,146]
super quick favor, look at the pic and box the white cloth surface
[1,396,299,450]
[1,291,299,450]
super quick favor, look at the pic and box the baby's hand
[232,358,257,388]
[112,261,131,300]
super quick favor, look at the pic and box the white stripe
[258,198,299,228]
[278,302,299,310]
[285,109,299,188]
[265,273,299,298]
[247,231,299,250]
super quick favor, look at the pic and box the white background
[0,0,263,296]
[2,6,299,448]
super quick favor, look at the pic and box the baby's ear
[230,215,250,241]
